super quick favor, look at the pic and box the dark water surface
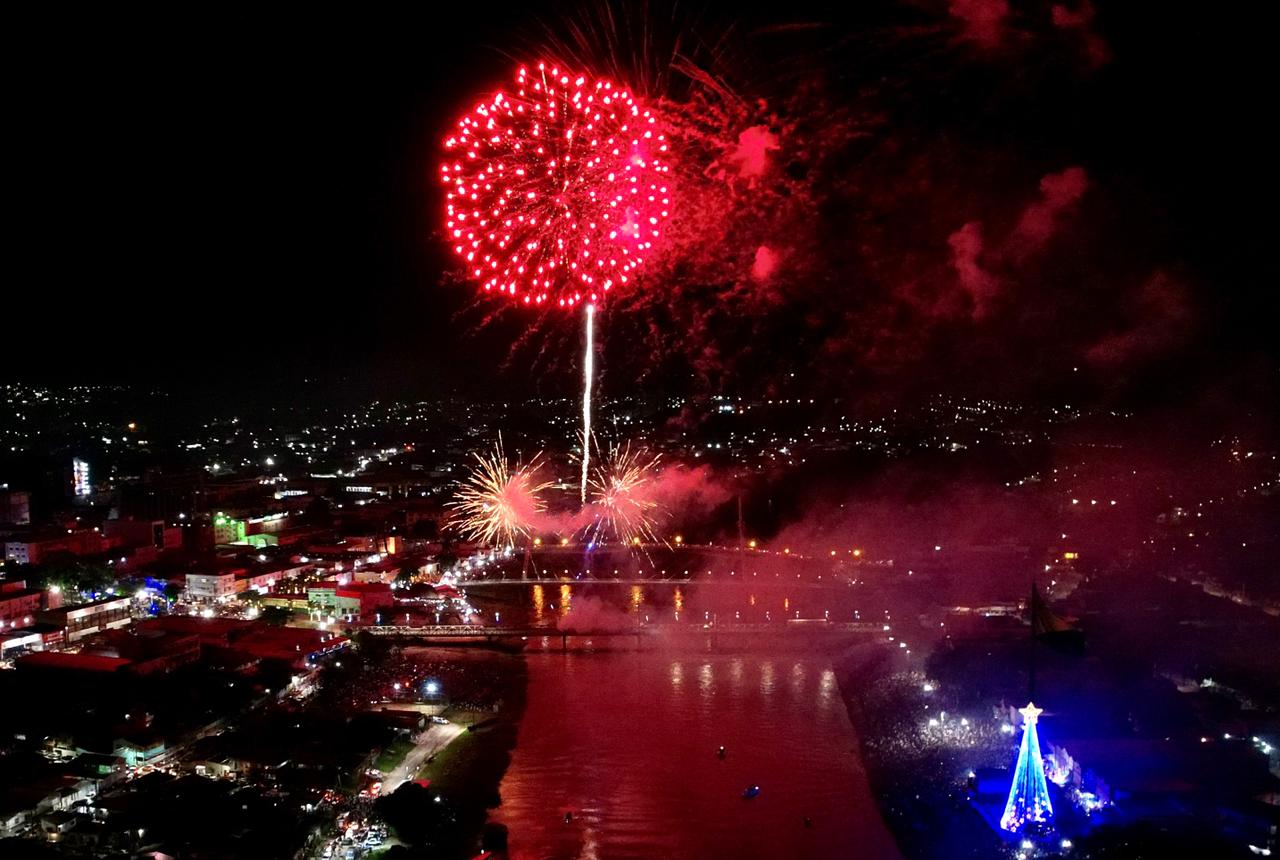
[492,649,901,859]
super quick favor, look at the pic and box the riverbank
[417,706,523,855]
[835,643,1006,860]
[361,646,527,859]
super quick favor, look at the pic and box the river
[490,647,901,859]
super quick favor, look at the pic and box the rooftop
[16,651,132,673]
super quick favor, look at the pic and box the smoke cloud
[731,125,780,181]
[1051,2,1110,67]
[557,595,636,632]
[948,221,999,317]
[948,0,1010,48]
[1008,167,1090,259]
[1085,272,1194,370]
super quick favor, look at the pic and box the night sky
[8,2,1277,414]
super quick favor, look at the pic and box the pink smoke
[1085,272,1194,369]
[1052,2,1110,67]
[949,0,1009,48]
[752,245,780,282]
[646,464,735,517]
[530,463,733,542]
[1009,166,1089,258]
[731,125,779,180]
[947,222,999,317]
[557,595,636,633]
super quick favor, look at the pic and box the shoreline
[384,646,529,859]
[834,644,1006,860]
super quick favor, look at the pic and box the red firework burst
[441,63,671,309]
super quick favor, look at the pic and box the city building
[308,581,393,618]
[15,651,133,675]
[0,489,31,526]
[135,616,254,647]
[0,624,63,658]
[3,528,107,565]
[103,518,184,552]
[231,626,348,670]
[37,596,132,642]
[185,570,239,602]
[82,627,201,675]
[0,580,43,630]
[113,735,166,768]
[235,560,310,594]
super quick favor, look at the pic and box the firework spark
[441,62,672,309]
[586,442,663,546]
[451,440,553,547]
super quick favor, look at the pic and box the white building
[185,572,237,602]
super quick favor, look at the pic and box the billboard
[72,458,91,498]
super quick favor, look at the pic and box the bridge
[364,621,886,647]
[453,577,856,590]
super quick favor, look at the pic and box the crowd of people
[315,642,520,716]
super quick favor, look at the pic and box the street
[380,722,465,795]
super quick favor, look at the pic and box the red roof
[138,616,255,645]
[233,627,348,662]
[335,582,392,599]
[16,651,132,672]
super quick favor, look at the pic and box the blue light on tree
[1001,702,1054,833]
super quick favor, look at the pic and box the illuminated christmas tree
[1000,702,1054,832]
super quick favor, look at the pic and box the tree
[37,559,117,598]
[352,629,391,662]
[395,564,417,586]
[435,535,460,572]
[302,496,333,527]
[410,518,439,540]
[260,606,293,627]
[373,782,458,849]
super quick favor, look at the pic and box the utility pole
[1028,573,1037,702]
[737,495,746,556]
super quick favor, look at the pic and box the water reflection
[495,652,900,860]
[698,662,714,693]
[819,668,837,705]
[760,660,775,695]
[469,580,893,646]
[531,584,545,623]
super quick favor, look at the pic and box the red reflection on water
[493,652,901,860]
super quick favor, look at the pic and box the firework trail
[584,441,663,546]
[450,439,553,547]
[581,302,595,501]
[442,61,674,480]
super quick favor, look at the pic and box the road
[380,722,465,795]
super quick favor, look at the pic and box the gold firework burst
[586,441,662,546]
[451,440,553,547]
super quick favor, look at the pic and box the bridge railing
[364,621,884,636]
